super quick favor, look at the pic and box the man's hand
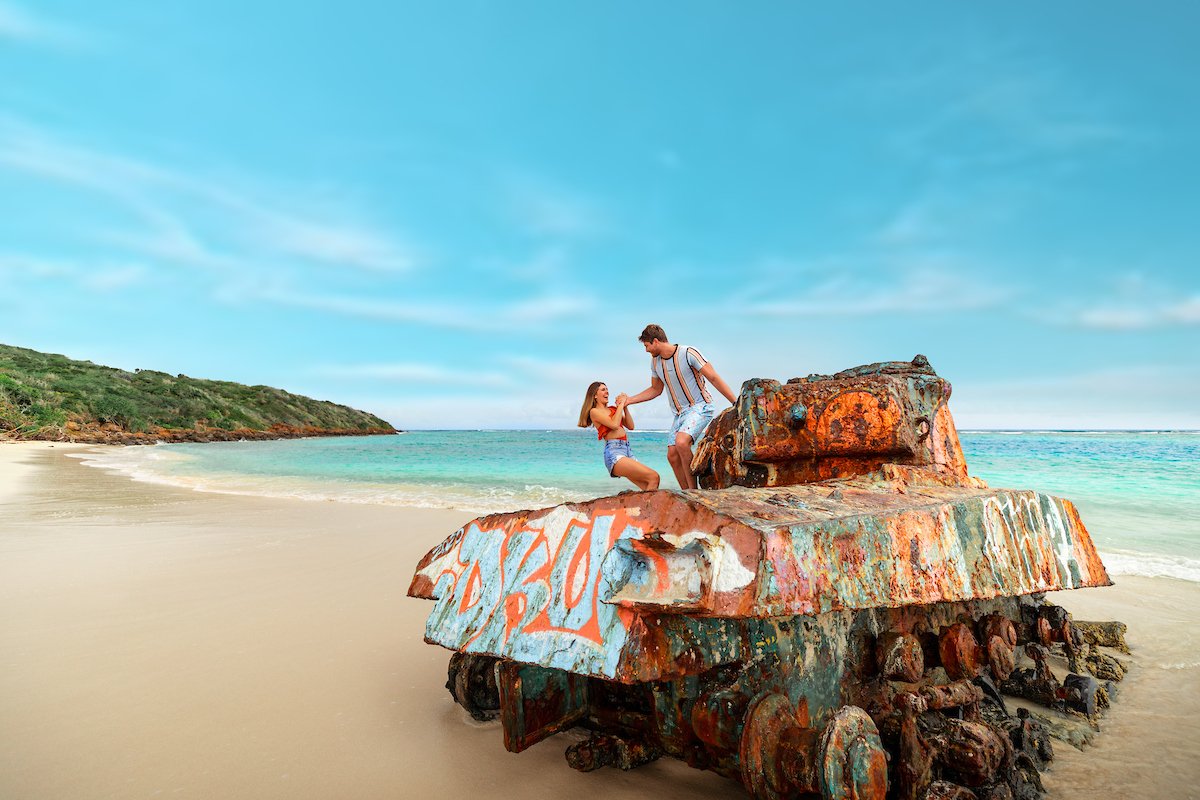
[616,393,629,405]
[626,377,665,406]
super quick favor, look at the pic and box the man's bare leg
[666,445,688,488]
[673,433,697,490]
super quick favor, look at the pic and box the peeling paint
[409,355,1117,800]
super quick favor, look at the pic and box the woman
[577,381,660,491]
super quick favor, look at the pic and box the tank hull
[409,473,1108,683]
[407,357,1121,800]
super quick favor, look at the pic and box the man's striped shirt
[651,345,713,414]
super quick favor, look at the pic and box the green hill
[0,344,396,444]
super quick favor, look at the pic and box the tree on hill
[0,344,395,442]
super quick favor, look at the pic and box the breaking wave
[1099,550,1200,584]
[70,445,598,513]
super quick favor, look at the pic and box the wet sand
[1,442,1197,799]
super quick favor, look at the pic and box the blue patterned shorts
[603,439,632,476]
[669,402,716,443]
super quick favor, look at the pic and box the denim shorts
[602,439,632,477]
[669,402,716,443]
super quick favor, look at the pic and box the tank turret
[694,355,969,489]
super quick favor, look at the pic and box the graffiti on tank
[427,508,651,655]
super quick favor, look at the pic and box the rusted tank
[408,356,1120,800]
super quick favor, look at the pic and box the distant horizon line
[390,427,1200,434]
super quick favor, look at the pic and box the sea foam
[69,445,598,513]
[1098,550,1200,584]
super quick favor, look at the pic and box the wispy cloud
[0,251,149,293]
[902,74,1132,157]
[1037,274,1200,330]
[256,287,595,332]
[252,215,415,273]
[0,252,76,279]
[504,293,593,320]
[500,354,609,389]
[502,172,607,237]
[493,352,701,431]
[954,364,1200,429]
[0,1,89,48]
[874,200,942,248]
[313,362,512,389]
[879,41,1141,170]
[730,262,1016,317]
[0,118,419,276]
[341,352,683,429]
[492,245,570,282]
[0,133,603,332]
[1063,296,1200,330]
[79,264,147,292]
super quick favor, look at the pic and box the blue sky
[2,2,1197,429]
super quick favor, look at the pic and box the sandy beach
[1,442,1197,799]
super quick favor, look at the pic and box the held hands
[615,393,629,407]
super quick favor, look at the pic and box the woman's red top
[595,406,627,441]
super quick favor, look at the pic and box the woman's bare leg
[612,457,660,491]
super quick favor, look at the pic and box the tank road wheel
[446,653,500,721]
[817,706,888,800]
[739,693,798,800]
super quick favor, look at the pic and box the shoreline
[57,435,1200,584]
[1,442,1197,798]
[64,438,605,515]
[1,424,398,447]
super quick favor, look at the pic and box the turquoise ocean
[75,430,1200,583]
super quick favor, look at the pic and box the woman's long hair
[577,381,604,428]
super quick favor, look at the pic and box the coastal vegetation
[0,344,395,443]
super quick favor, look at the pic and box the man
[621,324,737,490]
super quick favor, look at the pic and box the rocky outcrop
[7,420,398,446]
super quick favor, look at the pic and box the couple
[577,324,737,491]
